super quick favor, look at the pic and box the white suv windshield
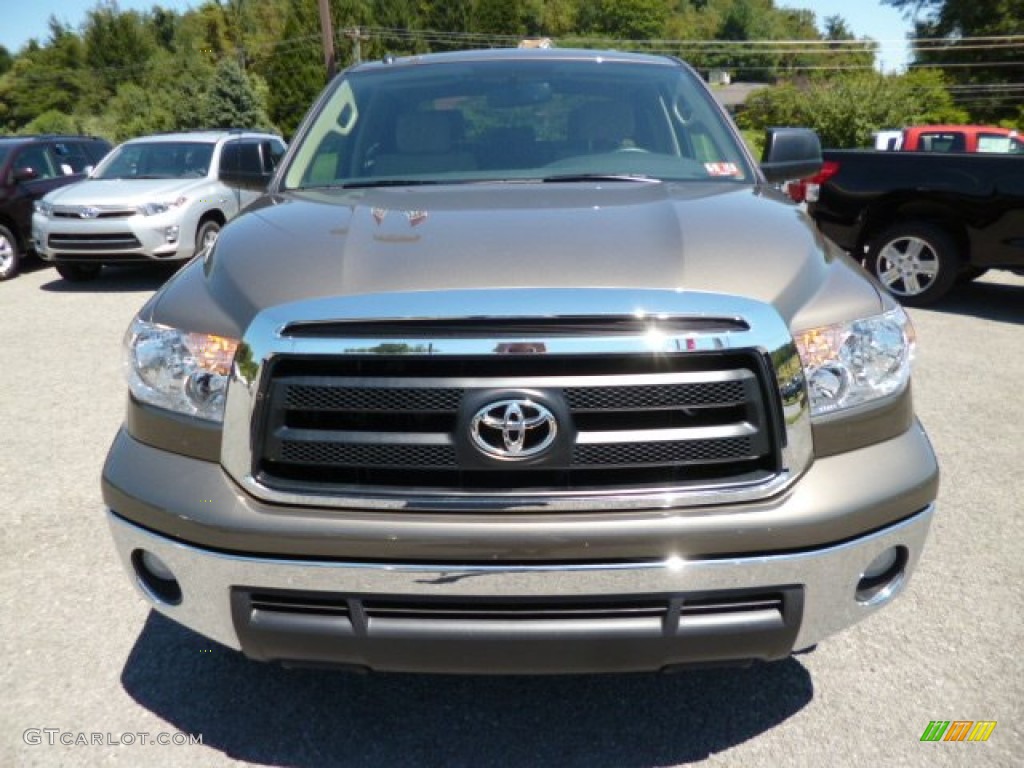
[285,57,753,189]
[94,142,215,180]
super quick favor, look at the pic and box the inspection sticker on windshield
[704,162,741,177]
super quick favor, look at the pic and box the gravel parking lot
[2,260,1021,767]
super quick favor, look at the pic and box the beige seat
[568,101,636,153]
[374,111,477,175]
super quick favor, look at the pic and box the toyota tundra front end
[102,49,938,674]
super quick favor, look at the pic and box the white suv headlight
[794,307,915,416]
[125,317,239,422]
[137,196,187,216]
[34,200,53,217]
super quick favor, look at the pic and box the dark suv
[0,134,112,280]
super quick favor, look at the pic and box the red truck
[876,125,1022,153]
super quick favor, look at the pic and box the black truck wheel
[867,222,960,306]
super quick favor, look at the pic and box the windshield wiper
[541,173,658,183]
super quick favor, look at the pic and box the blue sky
[2,1,914,72]
[0,0,197,54]
[776,0,915,72]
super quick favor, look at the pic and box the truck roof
[352,47,681,72]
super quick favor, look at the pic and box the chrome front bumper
[108,504,934,673]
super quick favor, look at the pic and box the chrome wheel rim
[0,234,14,275]
[876,236,939,297]
[200,226,219,250]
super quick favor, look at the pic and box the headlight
[124,317,239,422]
[34,200,53,217]
[794,307,915,416]
[137,196,187,216]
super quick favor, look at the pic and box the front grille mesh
[281,441,457,468]
[255,352,778,495]
[573,438,755,467]
[286,385,462,412]
[566,381,746,410]
[48,232,141,251]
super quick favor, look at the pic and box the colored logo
[920,721,997,742]
[470,399,557,460]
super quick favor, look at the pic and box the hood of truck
[150,181,883,336]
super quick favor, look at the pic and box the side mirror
[13,167,39,183]
[220,169,271,192]
[760,128,822,183]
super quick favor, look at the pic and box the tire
[195,219,221,254]
[55,263,102,282]
[867,221,960,306]
[0,225,21,281]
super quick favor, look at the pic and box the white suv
[33,130,286,281]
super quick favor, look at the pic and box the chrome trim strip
[108,504,935,657]
[222,288,812,511]
[228,471,788,510]
[282,429,453,446]
[576,424,756,444]
[276,370,754,390]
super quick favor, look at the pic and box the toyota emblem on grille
[78,207,100,219]
[470,399,557,460]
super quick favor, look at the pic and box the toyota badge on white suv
[33,130,286,281]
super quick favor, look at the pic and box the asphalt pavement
[1,260,1021,767]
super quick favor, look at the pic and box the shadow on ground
[38,263,174,294]
[122,612,813,767]
[922,276,1023,325]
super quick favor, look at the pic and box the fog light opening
[856,546,908,606]
[131,549,183,605]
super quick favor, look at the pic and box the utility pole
[345,26,370,65]
[318,0,336,80]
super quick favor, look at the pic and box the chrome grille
[52,205,135,219]
[254,352,780,495]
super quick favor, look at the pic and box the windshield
[284,57,753,189]
[92,141,215,180]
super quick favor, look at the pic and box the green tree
[885,0,1024,122]
[103,82,176,141]
[473,0,526,37]
[371,0,426,56]
[264,0,324,138]
[22,109,80,135]
[578,0,669,40]
[738,69,967,148]
[201,58,273,130]
[420,0,474,50]
[0,19,89,132]
[82,1,156,108]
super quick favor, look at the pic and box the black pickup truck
[800,150,1024,305]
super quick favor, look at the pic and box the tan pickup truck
[102,48,938,674]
